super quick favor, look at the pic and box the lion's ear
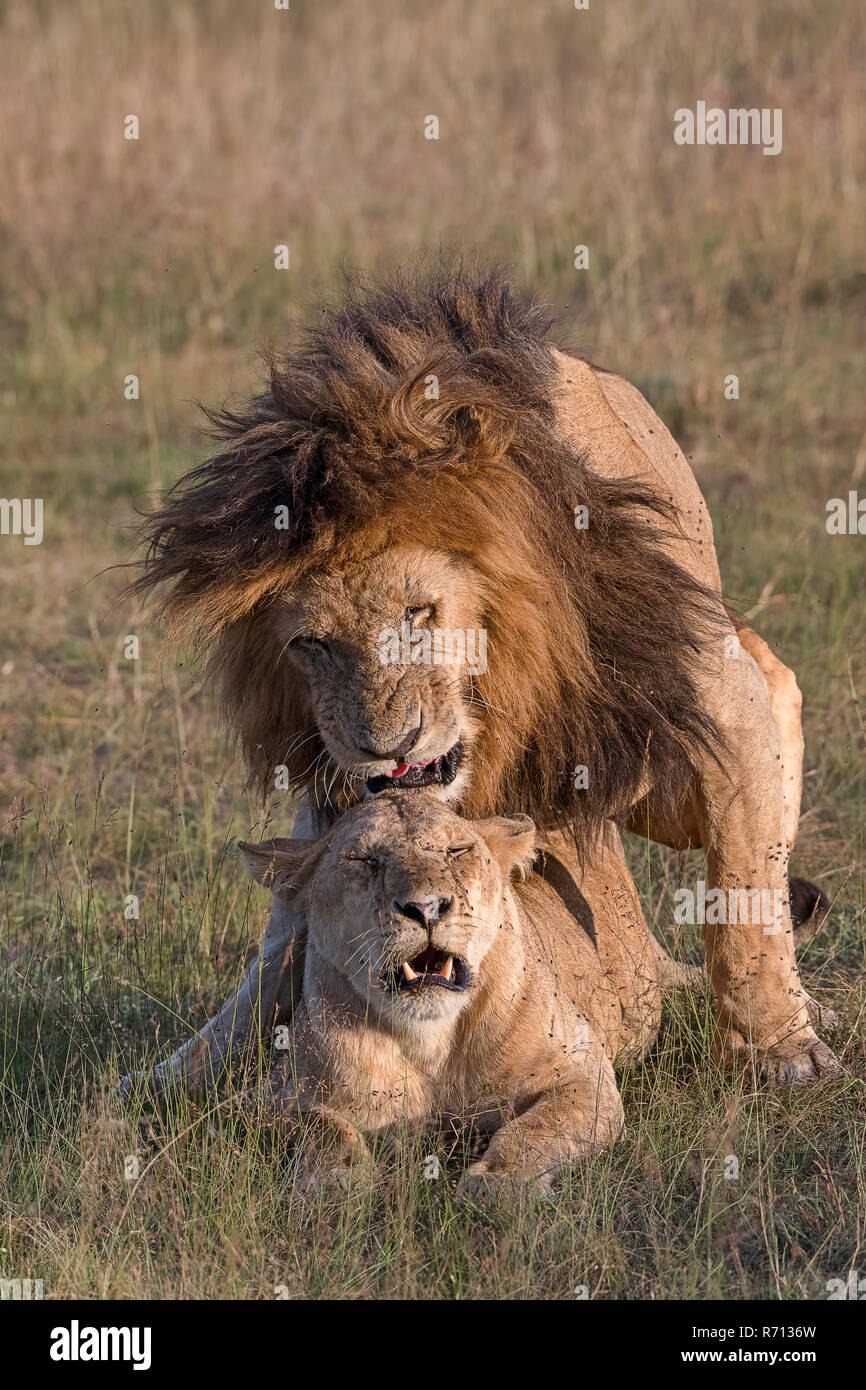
[239,836,322,901]
[470,814,537,881]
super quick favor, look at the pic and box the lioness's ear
[470,814,537,881]
[239,837,322,902]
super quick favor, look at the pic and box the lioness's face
[243,794,535,1027]
[274,546,485,804]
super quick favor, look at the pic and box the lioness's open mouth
[388,946,469,994]
[366,740,463,795]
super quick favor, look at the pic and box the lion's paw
[295,1161,371,1200]
[113,1059,179,1106]
[803,993,841,1034]
[719,1027,845,1087]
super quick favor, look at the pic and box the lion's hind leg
[651,884,838,1033]
[731,620,804,854]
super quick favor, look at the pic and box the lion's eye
[447,844,473,859]
[345,854,380,871]
[404,604,434,626]
[294,634,331,655]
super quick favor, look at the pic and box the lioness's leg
[459,1043,624,1196]
[116,798,320,1099]
[269,1096,373,1195]
[117,895,303,1099]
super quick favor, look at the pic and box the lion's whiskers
[282,730,319,759]
[274,628,310,667]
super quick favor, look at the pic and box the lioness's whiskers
[310,749,329,806]
[344,932,378,970]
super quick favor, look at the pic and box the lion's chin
[365,739,464,796]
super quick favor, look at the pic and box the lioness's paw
[719,1028,845,1087]
[760,1037,845,1086]
[456,1162,555,1204]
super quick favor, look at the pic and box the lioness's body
[243,796,660,1191]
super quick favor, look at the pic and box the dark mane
[132,262,724,844]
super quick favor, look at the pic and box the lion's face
[274,546,485,804]
[242,793,535,1027]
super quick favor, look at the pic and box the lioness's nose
[394,896,454,928]
[357,724,421,760]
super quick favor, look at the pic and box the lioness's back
[517,851,661,1064]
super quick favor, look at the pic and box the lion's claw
[759,1039,844,1087]
[803,995,841,1034]
[719,1027,845,1087]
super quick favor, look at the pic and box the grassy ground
[1,0,864,1299]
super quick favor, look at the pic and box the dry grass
[1,0,864,1300]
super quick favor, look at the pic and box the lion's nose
[357,723,421,761]
[394,896,454,929]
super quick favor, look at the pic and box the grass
[1,0,864,1299]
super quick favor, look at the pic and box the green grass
[1,0,864,1300]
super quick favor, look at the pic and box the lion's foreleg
[115,895,305,1101]
[116,800,320,1101]
[729,620,804,852]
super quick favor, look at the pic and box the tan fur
[552,355,839,1082]
[272,547,482,808]
[124,266,841,1095]
[240,793,661,1195]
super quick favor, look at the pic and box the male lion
[125,264,839,1095]
[240,791,662,1196]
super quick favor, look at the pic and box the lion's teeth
[440,955,454,980]
[402,961,419,981]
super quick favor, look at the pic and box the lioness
[240,792,662,1195]
[126,264,840,1094]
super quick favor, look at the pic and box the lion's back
[551,349,722,592]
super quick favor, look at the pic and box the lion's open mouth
[366,740,463,794]
[387,946,469,994]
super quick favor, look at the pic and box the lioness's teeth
[439,956,454,980]
[402,961,419,982]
